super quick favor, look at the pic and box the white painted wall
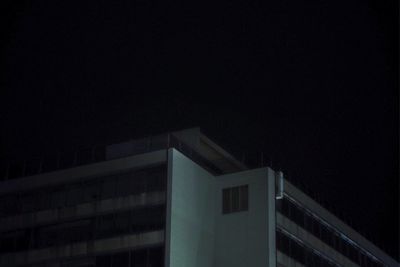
[215,167,276,267]
[165,149,277,267]
[166,149,216,267]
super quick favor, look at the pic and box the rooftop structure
[0,128,397,267]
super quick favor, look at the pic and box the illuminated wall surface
[213,165,276,267]
[166,149,276,267]
[0,129,397,267]
[166,149,216,267]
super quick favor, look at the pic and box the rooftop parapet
[0,128,247,181]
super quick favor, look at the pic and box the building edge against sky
[0,127,398,267]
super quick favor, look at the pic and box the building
[0,128,397,267]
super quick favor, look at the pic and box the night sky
[1,0,398,260]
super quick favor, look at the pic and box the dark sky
[0,0,398,260]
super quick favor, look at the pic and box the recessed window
[222,185,248,214]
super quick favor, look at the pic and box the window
[0,165,167,218]
[0,205,166,253]
[276,196,385,267]
[276,230,337,267]
[222,185,248,214]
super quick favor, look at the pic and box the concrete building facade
[0,128,397,267]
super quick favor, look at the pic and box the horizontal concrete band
[277,250,305,267]
[0,191,166,232]
[0,230,165,267]
[282,182,398,267]
[0,150,167,195]
[277,213,357,267]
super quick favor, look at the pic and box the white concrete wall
[214,167,276,267]
[165,149,216,267]
[165,149,277,267]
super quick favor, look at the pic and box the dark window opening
[276,197,385,267]
[222,185,248,214]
